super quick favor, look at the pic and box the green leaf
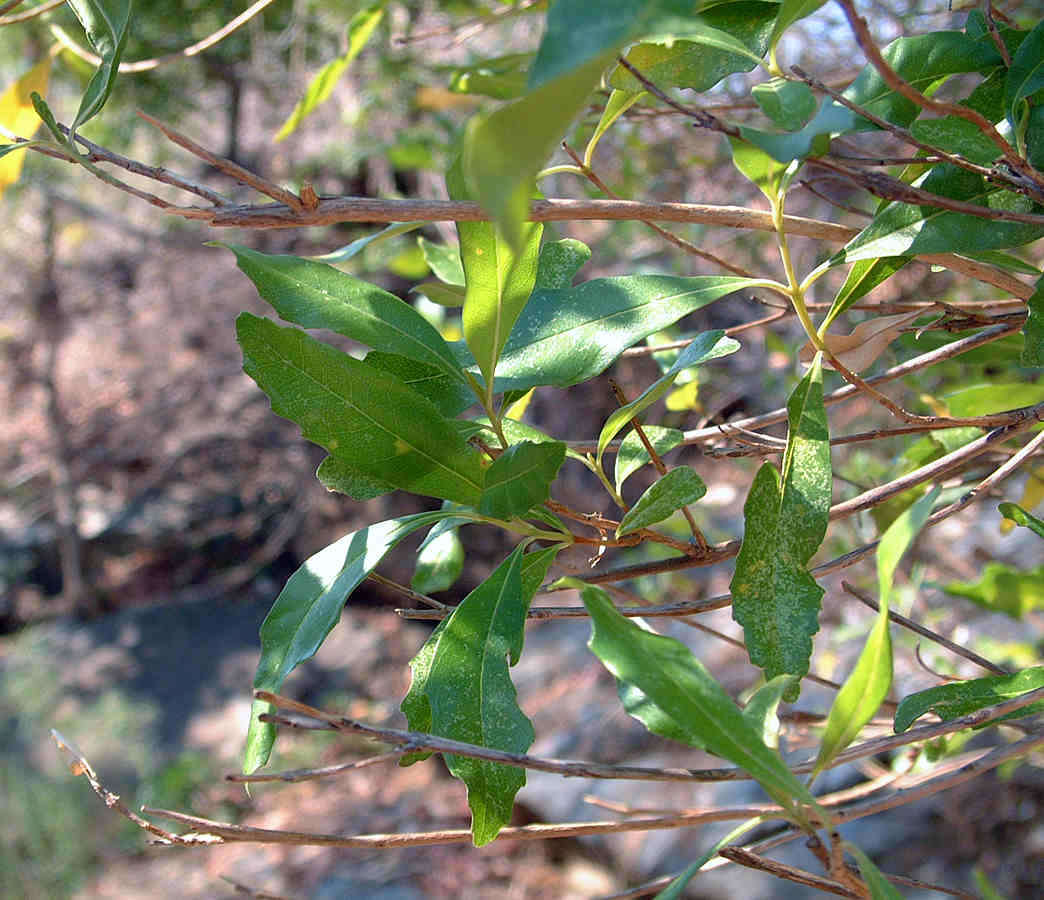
[615,426,683,495]
[845,843,904,900]
[730,357,831,700]
[1022,275,1044,367]
[814,487,939,777]
[999,502,1044,541]
[944,563,1044,619]
[909,116,1002,166]
[894,666,1044,733]
[462,53,611,245]
[401,545,559,767]
[414,281,466,307]
[743,675,797,750]
[315,455,395,501]
[236,314,485,504]
[943,380,1044,416]
[836,165,1044,263]
[448,158,543,389]
[275,2,384,140]
[729,137,793,200]
[481,275,753,393]
[1004,19,1044,137]
[752,79,816,131]
[768,0,829,52]
[616,467,707,537]
[450,53,530,100]
[821,257,910,329]
[221,245,468,387]
[244,511,449,772]
[418,236,465,286]
[65,0,131,134]
[412,527,465,594]
[584,89,645,164]
[363,351,476,418]
[534,238,591,290]
[578,582,819,815]
[310,223,422,264]
[421,545,532,844]
[478,440,566,520]
[609,2,778,94]
[597,331,739,466]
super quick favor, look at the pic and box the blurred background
[2,1,1042,897]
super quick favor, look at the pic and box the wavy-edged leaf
[616,467,706,537]
[1022,275,1044,367]
[223,245,468,387]
[944,563,1044,619]
[577,582,818,815]
[814,487,939,777]
[910,116,1002,166]
[1004,19,1044,136]
[0,56,52,197]
[244,510,449,772]
[894,666,1044,733]
[598,331,738,466]
[836,165,1044,264]
[999,502,1044,541]
[66,0,131,134]
[485,276,754,392]
[730,357,831,700]
[615,426,683,495]
[412,527,465,594]
[479,440,566,520]
[275,2,384,140]
[447,160,543,389]
[752,78,816,131]
[237,314,484,504]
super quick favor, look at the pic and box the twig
[220,876,288,900]
[718,848,863,898]
[226,747,415,784]
[0,0,62,26]
[366,571,449,610]
[841,582,1009,676]
[137,110,305,212]
[48,0,278,72]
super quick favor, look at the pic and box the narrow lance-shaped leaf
[999,502,1044,541]
[411,527,465,595]
[65,0,132,135]
[0,56,52,198]
[245,510,453,773]
[597,331,740,466]
[481,276,754,393]
[1004,19,1044,138]
[894,666,1044,733]
[813,486,939,778]
[577,582,820,820]
[221,245,468,387]
[479,440,566,521]
[730,356,831,700]
[237,314,485,505]
[275,2,385,141]
[447,161,543,390]
[845,843,905,900]
[616,467,707,537]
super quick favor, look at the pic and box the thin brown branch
[137,110,305,211]
[841,581,1009,676]
[718,848,864,898]
[366,571,449,610]
[835,0,1044,195]
[226,747,415,784]
[0,0,62,26]
[49,0,278,72]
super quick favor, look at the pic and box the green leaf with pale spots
[236,314,485,505]
[730,356,831,700]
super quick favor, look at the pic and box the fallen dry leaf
[800,310,923,372]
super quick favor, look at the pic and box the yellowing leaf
[800,310,921,372]
[0,56,52,195]
[1001,466,1044,534]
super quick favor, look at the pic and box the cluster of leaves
[4,0,1044,895]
